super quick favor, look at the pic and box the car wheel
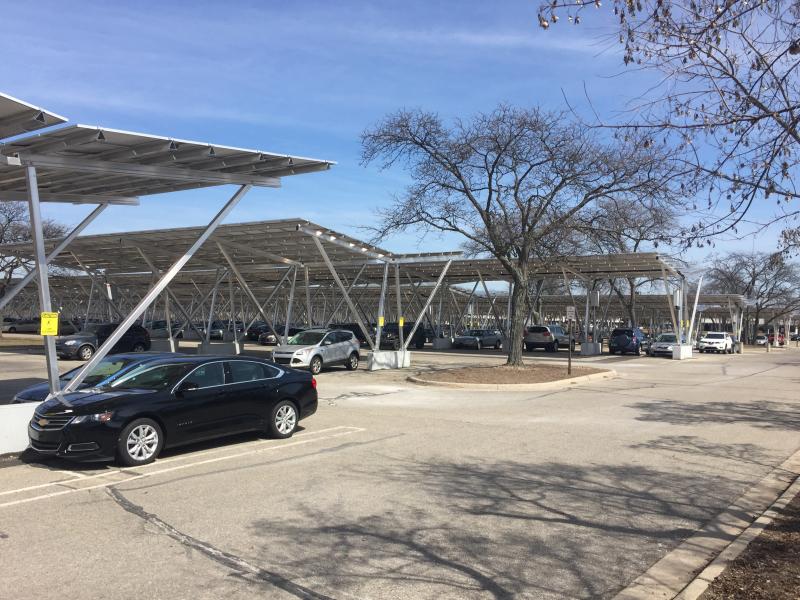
[345,352,359,370]
[525,342,533,352]
[268,400,298,439]
[494,340,502,350]
[476,340,482,350]
[77,344,94,361]
[132,342,146,352]
[553,341,559,352]
[117,418,163,466]
[8,327,16,333]
[309,355,323,375]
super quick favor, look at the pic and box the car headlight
[64,340,78,346]
[666,345,673,351]
[71,411,113,424]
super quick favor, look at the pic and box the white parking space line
[0,426,365,510]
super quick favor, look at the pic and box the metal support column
[64,184,251,393]
[375,261,389,348]
[25,166,61,397]
[395,263,404,349]
[284,266,297,344]
[311,236,375,351]
[304,266,312,328]
[404,261,452,350]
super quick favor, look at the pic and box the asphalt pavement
[1,346,799,599]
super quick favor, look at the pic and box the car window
[65,357,140,386]
[228,361,268,383]
[110,364,192,390]
[182,362,225,389]
[706,333,725,339]
[529,326,548,334]
[288,331,325,345]
[336,331,354,343]
[612,329,633,336]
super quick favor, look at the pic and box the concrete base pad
[431,338,452,350]
[367,350,411,370]
[581,342,602,356]
[672,344,693,360]
[198,341,241,355]
[149,339,180,352]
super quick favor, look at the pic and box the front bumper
[28,419,119,462]
[55,344,82,359]
[272,353,311,368]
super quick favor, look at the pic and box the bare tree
[539,1,800,246]
[362,105,683,366]
[706,251,800,338]
[575,197,679,326]
[0,202,67,301]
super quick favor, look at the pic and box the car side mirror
[323,340,332,346]
[177,381,199,395]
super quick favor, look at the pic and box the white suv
[698,332,733,354]
[271,329,361,374]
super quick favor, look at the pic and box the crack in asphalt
[106,487,336,600]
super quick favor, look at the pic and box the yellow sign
[40,312,59,336]
[378,316,385,327]
[398,317,404,327]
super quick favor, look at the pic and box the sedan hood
[56,333,97,343]
[273,344,316,353]
[37,388,152,414]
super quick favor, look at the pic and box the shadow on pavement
[628,399,800,430]
[246,457,746,599]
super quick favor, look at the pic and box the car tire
[268,400,298,439]
[132,342,146,352]
[7,327,16,333]
[117,418,164,466]
[553,341,559,352]
[309,355,323,375]
[77,344,94,361]
[476,340,482,350]
[494,340,502,350]
[345,352,359,370]
[525,342,533,352]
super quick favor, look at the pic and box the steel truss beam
[63,184,252,394]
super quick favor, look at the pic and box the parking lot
[2,344,799,599]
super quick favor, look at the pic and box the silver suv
[525,325,573,352]
[271,329,360,374]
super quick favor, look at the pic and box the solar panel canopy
[0,92,67,140]
[0,124,334,203]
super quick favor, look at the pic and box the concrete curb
[406,368,616,391]
[676,475,800,600]
[613,446,800,600]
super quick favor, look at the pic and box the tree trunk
[506,276,528,367]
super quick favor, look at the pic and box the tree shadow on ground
[627,399,800,430]
[248,458,748,599]
[630,435,780,472]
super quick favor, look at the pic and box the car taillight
[542,332,550,337]
[311,377,317,390]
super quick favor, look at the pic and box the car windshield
[705,333,725,339]
[108,363,192,390]
[81,323,110,334]
[657,334,677,342]
[62,357,142,386]
[465,330,484,336]
[288,331,324,345]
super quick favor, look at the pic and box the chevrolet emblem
[38,418,49,426]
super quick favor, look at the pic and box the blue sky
[0,0,784,260]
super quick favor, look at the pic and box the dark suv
[608,327,646,355]
[56,323,151,361]
[379,322,425,350]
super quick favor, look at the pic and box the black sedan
[56,323,151,361]
[28,354,318,466]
